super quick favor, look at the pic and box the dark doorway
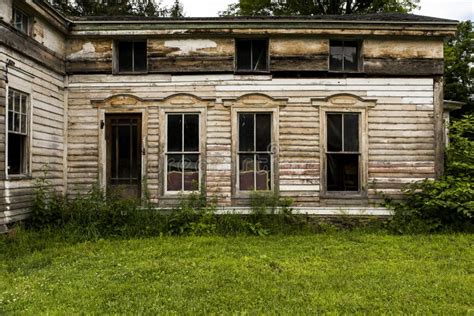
[106,114,142,199]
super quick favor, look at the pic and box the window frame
[12,6,31,35]
[234,38,270,73]
[231,105,279,198]
[114,40,148,74]
[320,106,368,198]
[163,111,203,195]
[328,40,362,73]
[6,88,31,178]
[237,112,274,192]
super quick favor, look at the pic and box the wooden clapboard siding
[206,104,232,206]
[0,62,6,229]
[0,47,65,225]
[66,75,435,207]
[66,36,445,75]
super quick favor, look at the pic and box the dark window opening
[12,7,30,34]
[330,40,360,72]
[326,113,360,192]
[236,39,268,72]
[7,89,29,175]
[238,113,272,191]
[118,41,147,73]
[166,113,200,192]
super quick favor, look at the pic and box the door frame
[105,113,142,199]
[98,107,148,200]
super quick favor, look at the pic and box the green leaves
[444,21,473,116]
[221,0,420,16]
[388,115,474,233]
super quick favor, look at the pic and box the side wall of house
[0,47,65,224]
[67,75,435,208]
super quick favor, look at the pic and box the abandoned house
[0,0,460,231]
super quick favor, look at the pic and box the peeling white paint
[68,42,96,59]
[164,39,217,55]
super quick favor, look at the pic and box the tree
[49,0,169,17]
[169,0,185,17]
[220,0,420,16]
[444,21,473,116]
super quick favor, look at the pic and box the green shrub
[387,115,474,233]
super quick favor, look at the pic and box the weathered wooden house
[0,0,460,231]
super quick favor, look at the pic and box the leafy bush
[27,178,309,238]
[387,115,474,233]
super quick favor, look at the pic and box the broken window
[12,7,30,34]
[236,39,269,72]
[166,113,200,192]
[330,40,360,72]
[238,113,272,191]
[7,89,29,175]
[117,41,147,73]
[326,113,360,192]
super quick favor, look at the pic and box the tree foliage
[169,0,185,17]
[387,115,474,233]
[444,21,473,116]
[49,0,172,17]
[220,0,420,16]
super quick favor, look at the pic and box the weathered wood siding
[270,38,328,72]
[65,37,444,76]
[148,38,235,73]
[0,46,65,224]
[67,75,435,207]
[0,61,6,229]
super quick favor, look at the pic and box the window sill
[234,70,271,75]
[114,71,149,75]
[328,70,362,74]
[4,174,33,181]
[320,192,367,199]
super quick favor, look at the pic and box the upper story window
[7,89,30,176]
[166,113,200,192]
[329,40,360,72]
[12,7,30,34]
[117,41,147,73]
[236,39,269,72]
[238,113,272,191]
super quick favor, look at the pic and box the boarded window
[238,113,272,191]
[117,41,147,73]
[330,40,359,72]
[166,113,200,192]
[236,39,269,72]
[7,89,29,175]
[326,113,360,191]
[12,7,30,34]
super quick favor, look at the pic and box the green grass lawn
[1,232,473,314]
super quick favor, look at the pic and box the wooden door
[106,114,142,200]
